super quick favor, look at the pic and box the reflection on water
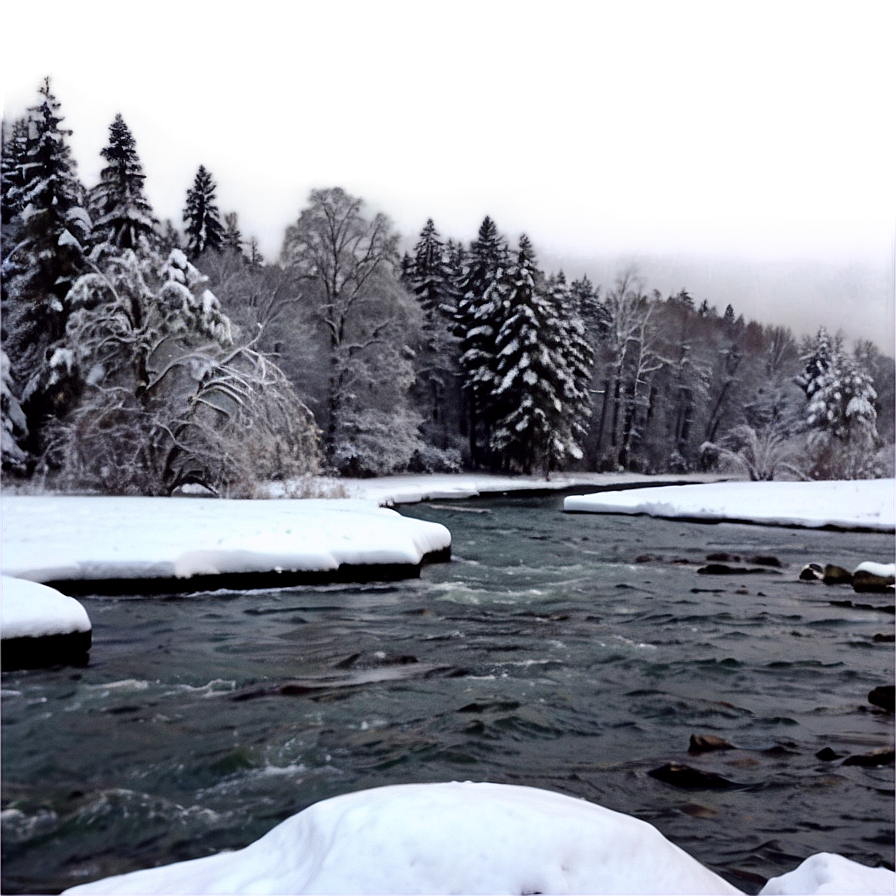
[2,492,893,893]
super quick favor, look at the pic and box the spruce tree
[222,212,244,256]
[1,77,91,449]
[454,216,510,466]
[90,114,157,251]
[183,165,224,258]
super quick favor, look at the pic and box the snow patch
[1,576,91,639]
[564,479,895,531]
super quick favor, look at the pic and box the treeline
[2,79,893,494]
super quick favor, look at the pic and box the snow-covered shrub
[332,408,423,477]
[701,425,807,481]
[408,443,463,474]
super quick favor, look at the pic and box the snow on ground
[0,496,451,585]
[759,852,896,895]
[62,782,739,895]
[60,782,893,896]
[1,576,91,639]
[564,479,895,531]
[288,471,725,505]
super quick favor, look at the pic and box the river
[2,491,893,893]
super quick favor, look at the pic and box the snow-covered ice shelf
[564,479,896,531]
[61,782,893,895]
[1,495,451,591]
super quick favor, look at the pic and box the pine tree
[1,117,32,231]
[405,219,462,449]
[1,77,91,450]
[183,165,224,258]
[90,114,157,251]
[797,327,879,478]
[454,216,510,466]
[222,212,244,256]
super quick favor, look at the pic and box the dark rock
[746,555,783,568]
[697,564,769,576]
[853,570,896,593]
[868,685,895,712]
[815,747,842,761]
[689,734,737,754]
[873,633,895,642]
[706,552,741,563]
[842,747,895,767]
[648,762,741,790]
[823,564,853,585]
[799,563,824,581]
[1,630,92,672]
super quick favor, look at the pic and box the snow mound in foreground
[63,782,742,894]
[759,852,895,895]
[564,479,895,531]
[1,576,91,639]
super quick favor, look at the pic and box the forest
[2,78,894,496]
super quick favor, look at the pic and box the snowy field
[564,478,895,531]
[61,782,893,895]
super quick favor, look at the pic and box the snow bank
[63,782,742,895]
[1,496,451,586]
[1,576,91,639]
[759,852,895,895]
[304,471,724,505]
[564,479,895,531]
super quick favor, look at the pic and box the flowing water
[2,492,893,893]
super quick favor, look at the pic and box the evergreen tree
[1,117,32,231]
[490,238,593,474]
[222,211,244,256]
[90,114,157,251]
[405,219,462,450]
[1,77,91,451]
[454,216,510,466]
[246,236,264,269]
[183,165,224,258]
[797,327,879,478]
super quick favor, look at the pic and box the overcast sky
[2,1,894,348]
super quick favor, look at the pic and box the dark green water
[2,493,893,893]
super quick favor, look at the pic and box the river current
[2,492,893,893]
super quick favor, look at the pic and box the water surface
[2,493,893,893]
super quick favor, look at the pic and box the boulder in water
[822,564,853,585]
[689,734,737,754]
[648,762,741,790]
[867,685,894,712]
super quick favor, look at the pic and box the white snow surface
[564,479,895,531]
[1,576,91,639]
[854,560,896,578]
[321,471,723,505]
[1,496,450,584]
[758,852,895,895]
[63,782,742,895]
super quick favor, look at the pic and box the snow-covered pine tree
[403,219,463,452]
[570,274,609,343]
[455,216,510,466]
[183,165,224,258]
[90,114,157,251]
[797,326,879,478]
[1,117,32,231]
[1,78,91,451]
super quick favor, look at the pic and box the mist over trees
[2,79,893,492]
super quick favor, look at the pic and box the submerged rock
[648,762,741,790]
[842,747,895,767]
[689,734,737,754]
[868,685,894,712]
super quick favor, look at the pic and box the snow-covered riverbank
[1,495,451,588]
[565,478,895,531]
